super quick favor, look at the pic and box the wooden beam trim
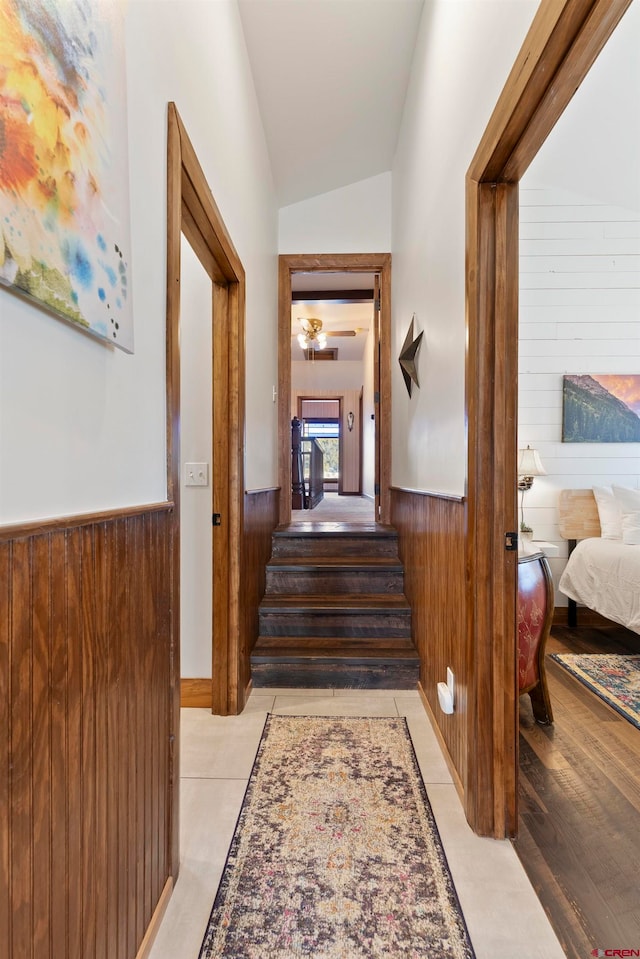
[390,486,465,503]
[468,0,600,181]
[181,174,233,285]
[134,878,173,959]
[180,199,227,286]
[278,258,294,526]
[501,0,633,180]
[174,109,245,283]
[0,502,174,542]
[281,253,391,272]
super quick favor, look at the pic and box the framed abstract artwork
[562,374,640,442]
[0,0,133,352]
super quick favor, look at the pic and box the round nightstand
[518,550,554,724]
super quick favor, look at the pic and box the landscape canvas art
[0,0,133,352]
[562,374,640,442]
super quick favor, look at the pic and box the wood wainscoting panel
[0,505,173,959]
[391,488,467,793]
[241,489,281,680]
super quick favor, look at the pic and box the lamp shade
[517,445,546,477]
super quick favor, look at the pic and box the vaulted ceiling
[237,0,425,207]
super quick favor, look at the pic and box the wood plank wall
[0,505,173,959]
[240,489,280,685]
[391,488,468,793]
[519,186,640,596]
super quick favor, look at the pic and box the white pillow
[612,486,640,545]
[593,486,622,540]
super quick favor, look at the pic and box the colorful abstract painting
[562,374,640,442]
[0,0,133,352]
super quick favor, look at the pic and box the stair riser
[254,636,417,652]
[259,610,411,638]
[251,661,419,689]
[271,536,399,559]
[265,568,404,595]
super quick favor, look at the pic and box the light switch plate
[185,462,209,487]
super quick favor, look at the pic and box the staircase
[251,525,419,689]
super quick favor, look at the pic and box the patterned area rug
[551,653,640,730]
[199,715,475,959]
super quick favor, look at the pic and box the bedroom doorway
[465,0,635,839]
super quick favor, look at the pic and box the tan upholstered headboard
[558,489,601,541]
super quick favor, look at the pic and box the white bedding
[559,537,640,635]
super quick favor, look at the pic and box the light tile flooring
[149,689,565,959]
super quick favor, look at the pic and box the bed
[558,488,640,635]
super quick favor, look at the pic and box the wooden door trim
[466,0,633,836]
[166,101,246,867]
[278,253,391,525]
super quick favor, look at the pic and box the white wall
[292,360,364,393]
[518,2,640,601]
[180,236,213,678]
[0,0,278,524]
[279,173,392,253]
[391,0,538,495]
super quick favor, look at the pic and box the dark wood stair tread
[266,557,402,569]
[274,524,397,537]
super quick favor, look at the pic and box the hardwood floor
[289,492,375,526]
[515,622,640,958]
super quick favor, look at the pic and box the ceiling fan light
[317,333,327,349]
[297,333,308,349]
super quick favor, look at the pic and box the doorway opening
[166,105,247,868]
[465,0,634,840]
[278,254,391,527]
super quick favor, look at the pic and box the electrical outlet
[185,462,209,487]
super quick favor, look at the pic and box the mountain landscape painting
[562,375,640,442]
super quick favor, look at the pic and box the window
[303,419,339,480]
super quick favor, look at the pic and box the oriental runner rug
[199,715,475,959]
[551,653,640,730]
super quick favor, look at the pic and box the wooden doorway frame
[466,0,633,837]
[278,253,391,525]
[166,101,246,867]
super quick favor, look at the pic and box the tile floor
[148,689,565,959]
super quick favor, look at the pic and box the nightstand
[517,550,554,725]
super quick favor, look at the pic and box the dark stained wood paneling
[0,506,174,958]
[241,488,280,686]
[391,488,468,792]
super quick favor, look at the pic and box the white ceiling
[237,0,425,207]
[291,271,375,361]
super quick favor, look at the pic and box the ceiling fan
[294,317,359,350]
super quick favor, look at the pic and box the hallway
[289,492,376,527]
[148,689,564,959]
